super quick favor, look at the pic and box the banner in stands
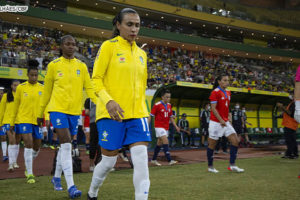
[0,66,46,81]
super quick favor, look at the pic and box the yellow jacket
[0,92,15,126]
[93,36,148,121]
[38,56,97,118]
[10,81,44,126]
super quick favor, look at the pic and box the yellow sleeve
[10,86,21,126]
[83,64,97,104]
[92,41,113,105]
[0,94,7,126]
[38,62,54,118]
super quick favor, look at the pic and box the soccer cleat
[49,145,55,150]
[51,177,63,191]
[27,174,35,184]
[169,160,178,165]
[151,160,161,166]
[13,163,19,169]
[2,156,8,162]
[228,165,244,173]
[68,185,82,199]
[8,164,14,172]
[87,193,97,200]
[298,175,300,179]
[119,153,129,162]
[208,167,219,173]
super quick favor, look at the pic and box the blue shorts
[97,118,151,151]
[2,124,10,133]
[0,126,5,136]
[50,112,80,136]
[15,124,43,139]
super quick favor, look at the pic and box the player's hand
[106,100,124,122]
[295,101,300,123]
[187,131,191,136]
[220,120,226,127]
[175,126,180,133]
[37,118,44,127]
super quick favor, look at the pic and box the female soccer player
[88,8,151,200]
[10,60,43,183]
[0,80,20,171]
[206,74,244,173]
[37,35,96,198]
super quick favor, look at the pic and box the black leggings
[89,122,101,164]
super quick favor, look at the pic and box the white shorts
[155,128,168,138]
[84,127,90,133]
[208,121,236,140]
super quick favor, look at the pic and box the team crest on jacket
[76,69,81,76]
[119,57,125,63]
[57,70,63,77]
[102,131,108,141]
[38,91,42,96]
[139,56,144,65]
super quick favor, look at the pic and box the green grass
[1,156,300,200]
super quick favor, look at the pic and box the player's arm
[83,65,97,104]
[277,102,292,116]
[37,63,54,124]
[0,94,7,126]
[171,117,180,132]
[211,103,226,126]
[10,86,21,127]
[93,42,124,121]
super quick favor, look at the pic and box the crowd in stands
[0,21,295,93]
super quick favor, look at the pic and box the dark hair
[7,80,20,102]
[213,74,229,90]
[161,89,171,97]
[112,8,138,38]
[27,59,39,73]
[60,35,74,45]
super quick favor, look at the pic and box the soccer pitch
[0,156,299,200]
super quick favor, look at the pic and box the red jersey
[82,110,90,128]
[150,101,173,130]
[209,87,231,122]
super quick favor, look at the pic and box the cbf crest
[101,131,108,141]
[139,56,144,65]
[76,69,81,77]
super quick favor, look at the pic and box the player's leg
[19,124,35,183]
[207,121,221,173]
[0,130,8,161]
[88,119,124,199]
[84,127,90,154]
[151,128,163,165]
[226,123,244,172]
[50,112,81,197]
[7,126,17,171]
[124,117,151,200]
[161,134,177,165]
[89,122,98,171]
[32,126,43,160]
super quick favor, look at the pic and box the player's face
[28,69,38,84]
[162,93,171,103]
[117,13,140,43]
[61,37,76,58]
[11,81,20,92]
[218,76,229,89]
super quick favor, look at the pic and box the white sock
[88,155,117,198]
[8,145,14,165]
[1,141,7,156]
[60,143,74,189]
[54,148,63,178]
[131,145,150,200]
[24,148,33,175]
[11,145,17,164]
[15,144,19,163]
[32,149,40,160]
